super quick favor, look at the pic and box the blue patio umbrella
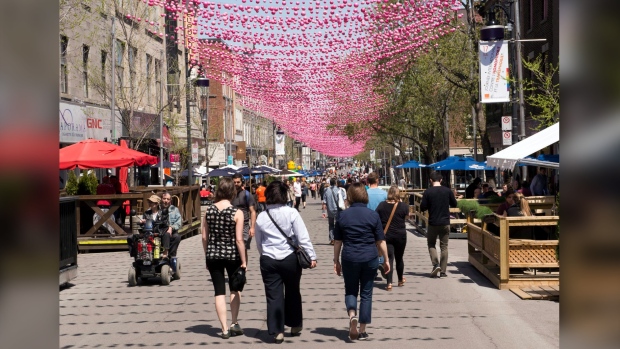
[395,160,426,169]
[435,156,495,171]
[518,154,560,166]
[206,167,238,177]
[427,156,463,169]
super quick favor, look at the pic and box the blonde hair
[513,193,532,216]
[387,185,400,202]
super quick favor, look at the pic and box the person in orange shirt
[256,181,267,213]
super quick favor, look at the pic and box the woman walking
[202,177,248,339]
[301,178,308,209]
[255,181,317,343]
[309,181,317,199]
[375,186,410,291]
[333,183,389,341]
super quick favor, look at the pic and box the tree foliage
[65,170,79,195]
[521,55,560,130]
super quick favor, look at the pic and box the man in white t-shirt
[293,178,302,211]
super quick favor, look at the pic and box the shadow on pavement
[450,261,496,289]
[185,324,222,338]
[241,327,274,344]
[311,326,351,342]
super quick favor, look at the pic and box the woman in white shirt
[255,181,317,344]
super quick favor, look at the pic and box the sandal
[386,284,392,291]
[398,278,406,287]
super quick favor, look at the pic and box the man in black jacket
[420,172,457,278]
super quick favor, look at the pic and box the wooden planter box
[467,214,559,289]
[72,186,201,252]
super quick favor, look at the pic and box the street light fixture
[195,77,210,172]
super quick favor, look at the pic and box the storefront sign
[59,102,122,143]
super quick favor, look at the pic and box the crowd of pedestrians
[123,164,555,343]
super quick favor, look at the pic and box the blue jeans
[342,257,379,324]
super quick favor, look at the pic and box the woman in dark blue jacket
[333,183,390,341]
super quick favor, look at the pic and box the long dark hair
[265,181,288,205]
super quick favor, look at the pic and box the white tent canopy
[487,122,559,170]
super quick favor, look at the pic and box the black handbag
[265,209,313,269]
[230,266,246,292]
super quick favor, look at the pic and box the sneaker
[430,265,441,277]
[348,317,359,340]
[230,323,243,336]
[221,329,231,339]
[358,332,369,341]
[439,272,448,278]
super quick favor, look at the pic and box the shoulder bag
[265,209,313,269]
[383,202,399,233]
[378,202,399,279]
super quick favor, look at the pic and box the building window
[115,40,125,91]
[101,50,107,101]
[155,58,161,110]
[146,54,152,105]
[82,45,90,98]
[60,35,68,94]
[541,0,548,22]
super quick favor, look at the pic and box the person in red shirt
[256,181,267,213]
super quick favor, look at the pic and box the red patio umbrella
[59,139,158,170]
[117,140,130,193]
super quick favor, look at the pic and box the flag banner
[479,40,510,103]
[275,133,285,155]
[370,149,376,162]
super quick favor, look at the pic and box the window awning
[487,122,559,170]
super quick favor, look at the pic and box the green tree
[77,171,95,195]
[65,170,79,195]
[521,55,560,130]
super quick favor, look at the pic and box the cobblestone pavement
[60,199,559,348]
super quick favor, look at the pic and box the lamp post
[474,0,541,144]
[196,77,209,175]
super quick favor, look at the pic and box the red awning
[59,139,158,170]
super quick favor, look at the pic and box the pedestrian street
[60,199,559,349]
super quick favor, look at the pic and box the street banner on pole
[370,149,376,162]
[275,132,285,155]
[479,40,510,103]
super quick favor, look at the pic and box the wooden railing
[409,192,556,232]
[72,186,201,251]
[467,213,559,289]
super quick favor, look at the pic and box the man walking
[366,172,386,210]
[232,174,257,263]
[322,178,341,245]
[420,172,457,278]
[293,178,302,211]
[255,181,267,213]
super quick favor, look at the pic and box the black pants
[206,258,242,296]
[260,253,303,335]
[294,197,301,210]
[386,235,407,285]
[162,231,181,257]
